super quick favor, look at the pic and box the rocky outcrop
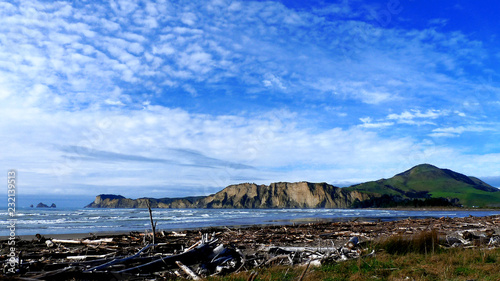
[85,194,203,208]
[86,182,371,209]
[36,202,56,208]
[195,182,370,208]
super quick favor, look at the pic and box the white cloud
[1,0,500,197]
[430,125,494,138]
[104,99,125,106]
[358,89,392,104]
[3,0,491,108]
[387,109,445,121]
[181,12,198,26]
[153,44,176,55]
[2,85,500,197]
[383,109,450,125]
[310,80,395,104]
[428,18,448,27]
[110,0,138,16]
[263,73,286,90]
[358,116,394,128]
[183,84,198,97]
[359,117,372,124]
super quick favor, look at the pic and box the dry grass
[375,230,440,255]
[204,233,500,281]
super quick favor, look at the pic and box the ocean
[2,208,500,237]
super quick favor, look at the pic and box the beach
[2,214,499,280]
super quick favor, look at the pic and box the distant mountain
[85,164,500,209]
[345,164,500,207]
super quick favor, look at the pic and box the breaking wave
[1,208,499,236]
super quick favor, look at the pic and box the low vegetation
[206,231,500,281]
[351,195,457,208]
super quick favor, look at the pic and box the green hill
[345,164,500,207]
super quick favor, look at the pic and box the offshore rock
[36,202,56,208]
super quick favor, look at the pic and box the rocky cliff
[85,194,203,208]
[195,182,370,208]
[86,182,371,209]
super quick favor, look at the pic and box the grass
[349,181,500,208]
[345,164,500,207]
[205,248,500,281]
[375,230,440,255]
[204,232,500,281]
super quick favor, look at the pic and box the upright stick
[146,199,156,245]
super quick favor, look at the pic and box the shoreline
[5,213,500,241]
[4,208,500,240]
[3,216,375,240]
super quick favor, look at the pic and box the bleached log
[51,238,113,245]
[82,238,114,244]
[51,239,82,244]
[66,254,110,261]
[261,245,338,252]
[183,240,201,252]
[175,261,201,280]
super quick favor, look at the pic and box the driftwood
[176,261,201,280]
[2,215,499,280]
[3,234,243,280]
[51,238,114,245]
[146,199,157,246]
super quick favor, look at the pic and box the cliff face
[86,182,371,209]
[85,194,202,208]
[196,182,370,208]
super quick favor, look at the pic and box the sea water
[2,208,500,236]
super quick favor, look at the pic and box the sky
[1,0,500,206]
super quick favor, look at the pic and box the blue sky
[1,0,500,206]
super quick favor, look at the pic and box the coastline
[2,216,377,240]
[2,214,499,280]
[5,213,500,241]
[4,208,500,239]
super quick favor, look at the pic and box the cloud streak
[59,145,254,170]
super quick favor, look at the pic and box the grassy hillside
[345,164,500,207]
